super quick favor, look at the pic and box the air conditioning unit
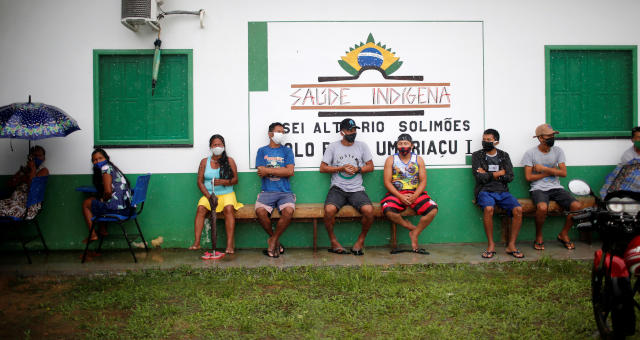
[121,0,160,32]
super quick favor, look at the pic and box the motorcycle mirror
[568,179,591,196]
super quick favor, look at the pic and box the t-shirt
[521,146,566,192]
[322,140,372,192]
[255,145,295,193]
[621,146,640,164]
[481,152,507,193]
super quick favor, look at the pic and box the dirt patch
[0,275,82,339]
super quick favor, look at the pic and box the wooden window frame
[545,45,637,139]
[93,49,194,148]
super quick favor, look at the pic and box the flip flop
[533,241,545,251]
[481,250,496,258]
[506,250,525,258]
[188,245,201,250]
[412,248,430,255]
[279,244,285,254]
[327,248,349,255]
[262,249,279,258]
[351,249,364,256]
[557,236,575,250]
[201,251,225,260]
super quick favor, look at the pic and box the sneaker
[201,251,226,260]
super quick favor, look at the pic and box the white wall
[1,0,639,175]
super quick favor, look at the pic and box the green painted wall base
[1,165,614,250]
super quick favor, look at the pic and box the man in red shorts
[381,134,438,254]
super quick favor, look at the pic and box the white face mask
[271,132,285,145]
[210,147,224,156]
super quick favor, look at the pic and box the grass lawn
[0,258,606,339]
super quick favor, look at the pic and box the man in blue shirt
[255,122,296,258]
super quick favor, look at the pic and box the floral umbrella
[0,96,80,145]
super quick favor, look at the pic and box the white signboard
[249,21,484,168]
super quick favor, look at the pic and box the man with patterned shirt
[381,134,438,254]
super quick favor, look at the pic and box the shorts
[91,199,131,216]
[197,192,244,213]
[476,191,521,216]
[530,188,577,211]
[380,190,437,216]
[255,191,296,214]
[325,186,372,211]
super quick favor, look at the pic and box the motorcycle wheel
[592,265,615,339]
[592,264,637,339]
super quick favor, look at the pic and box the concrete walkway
[0,240,598,276]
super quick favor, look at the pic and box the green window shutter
[93,50,193,147]
[545,46,637,138]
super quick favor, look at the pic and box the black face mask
[344,133,356,143]
[481,141,495,152]
[544,137,555,147]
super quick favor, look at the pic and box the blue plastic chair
[0,176,49,264]
[81,174,151,263]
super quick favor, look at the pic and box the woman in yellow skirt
[189,134,243,254]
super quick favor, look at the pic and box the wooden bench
[496,196,596,243]
[216,203,417,251]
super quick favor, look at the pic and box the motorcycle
[568,179,640,339]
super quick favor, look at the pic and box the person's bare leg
[352,205,374,251]
[82,198,98,242]
[324,204,343,250]
[385,210,416,231]
[506,206,523,253]
[189,205,209,249]
[268,207,294,254]
[409,208,437,250]
[534,202,548,249]
[482,206,495,253]
[256,207,274,237]
[223,205,236,253]
[558,200,582,249]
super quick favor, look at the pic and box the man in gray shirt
[522,124,581,251]
[320,118,374,255]
[620,126,640,164]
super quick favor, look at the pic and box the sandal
[412,248,430,255]
[533,241,545,251]
[481,250,496,258]
[351,249,364,256]
[506,250,525,258]
[263,249,279,258]
[328,248,349,255]
[557,236,575,250]
[201,251,225,260]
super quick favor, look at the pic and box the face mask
[34,157,44,168]
[482,141,495,152]
[211,147,224,156]
[544,137,555,147]
[398,146,411,156]
[633,141,640,149]
[94,160,108,169]
[344,133,357,143]
[271,132,285,145]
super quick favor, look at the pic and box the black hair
[91,148,131,202]
[29,145,46,156]
[483,128,500,141]
[209,134,233,180]
[631,126,640,138]
[268,122,283,132]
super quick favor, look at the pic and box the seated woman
[81,148,132,242]
[0,146,49,219]
[189,134,243,254]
